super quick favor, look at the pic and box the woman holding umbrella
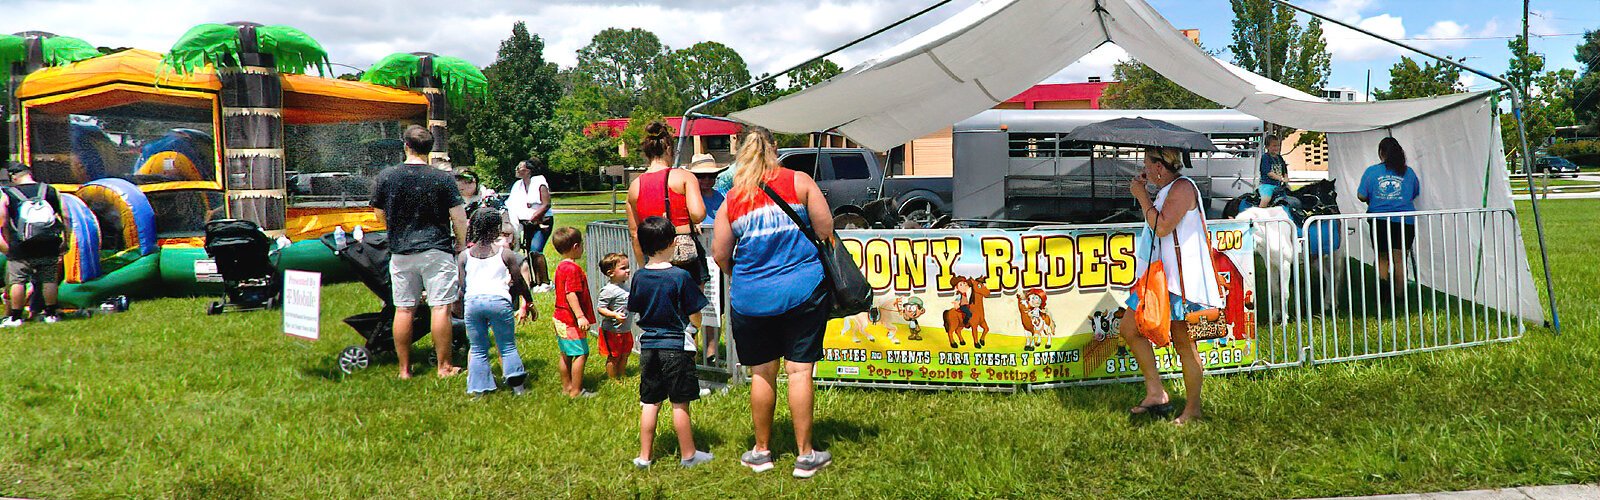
[1117,146,1224,426]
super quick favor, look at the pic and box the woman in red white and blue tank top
[711,126,836,477]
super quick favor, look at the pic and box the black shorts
[1370,219,1416,252]
[639,348,699,405]
[730,283,829,366]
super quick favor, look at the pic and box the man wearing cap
[0,162,70,326]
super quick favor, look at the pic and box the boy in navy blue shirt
[628,216,712,469]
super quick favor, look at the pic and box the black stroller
[203,219,281,315]
[322,231,468,374]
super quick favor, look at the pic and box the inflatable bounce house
[2,26,484,307]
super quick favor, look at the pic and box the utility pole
[1365,69,1371,102]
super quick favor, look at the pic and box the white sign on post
[282,270,321,340]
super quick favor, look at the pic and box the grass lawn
[1,204,1597,498]
[551,191,626,212]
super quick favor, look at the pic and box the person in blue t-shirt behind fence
[1356,137,1422,289]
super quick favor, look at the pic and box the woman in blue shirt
[1356,137,1421,288]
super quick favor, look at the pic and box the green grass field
[1,204,1596,499]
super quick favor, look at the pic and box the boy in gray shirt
[595,253,632,381]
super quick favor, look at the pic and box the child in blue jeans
[459,209,535,395]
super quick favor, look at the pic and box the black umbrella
[1062,117,1219,152]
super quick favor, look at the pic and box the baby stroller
[322,231,468,374]
[203,219,281,315]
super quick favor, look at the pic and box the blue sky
[1143,0,1599,96]
[3,0,1595,99]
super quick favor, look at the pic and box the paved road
[1312,484,1599,499]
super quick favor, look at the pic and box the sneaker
[532,283,554,293]
[679,450,713,468]
[43,315,61,324]
[632,457,652,469]
[740,449,774,473]
[0,317,22,328]
[792,450,832,478]
[511,384,529,396]
[577,390,598,398]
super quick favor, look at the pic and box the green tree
[1101,58,1222,110]
[639,41,752,117]
[1501,35,1577,162]
[574,28,667,116]
[1372,56,1464,100]
[1571,30,1600,133]
[468,21,563,188]
[788,59,842,92]
[549,84,622,187]
[1228,0,1331,144]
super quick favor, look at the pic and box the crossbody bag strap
[759,182,824,252]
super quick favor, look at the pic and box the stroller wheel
[338,346,371,374]
[207,301,223,315]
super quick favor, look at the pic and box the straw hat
[686,153,726,174]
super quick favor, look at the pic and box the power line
[1326,32,1587,41]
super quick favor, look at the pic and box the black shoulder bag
[760,182,872,318]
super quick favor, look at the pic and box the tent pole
[1273,0,1561,334]
[671,0,957,167]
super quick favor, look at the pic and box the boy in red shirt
[550,227,596,398]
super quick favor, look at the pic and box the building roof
[1002,82,1112,107]
[588,116,746,138]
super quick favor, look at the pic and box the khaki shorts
[7,257,63,285]
[390,250,459,308]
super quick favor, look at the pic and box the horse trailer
[952,109,1267,225]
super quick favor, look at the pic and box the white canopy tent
[728,0,1547,323]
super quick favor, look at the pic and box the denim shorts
[1124,292,1207,322]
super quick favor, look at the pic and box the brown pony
[943,275,992,349]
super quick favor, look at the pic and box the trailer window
[1200,133,1260,159]
[1008,133,1091,158]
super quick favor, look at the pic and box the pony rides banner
[820,223,1259,387]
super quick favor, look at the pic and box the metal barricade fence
[1295,208,1525,365]
[584,220,741,386]
[589,207,1531,391]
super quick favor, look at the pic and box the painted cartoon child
[897,296,926,340]
[952,278,974,326]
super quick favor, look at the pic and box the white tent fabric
[1328,101,1541,322]
[730,0,1543,322]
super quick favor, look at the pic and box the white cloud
[1043,44,1127,83]
[1323,13,1407,61]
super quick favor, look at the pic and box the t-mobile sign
[282,270,322,340]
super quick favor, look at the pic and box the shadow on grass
[650,421,727,459]
[745,416,882,458]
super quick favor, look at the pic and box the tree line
[428,24,840,191]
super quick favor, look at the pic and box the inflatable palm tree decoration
[362,52,488,162]
[1,32,101,72]
[158,22,331,234]
[5,32,103,162]
[361,52,488,106]
[160,23,330,76]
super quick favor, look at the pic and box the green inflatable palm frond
[39,36,102,66]
[162,23,330,76]
[1,34,101,72]
[362,52,487,106]
[0,35,22,72]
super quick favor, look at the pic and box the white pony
[1233,206,1296,323]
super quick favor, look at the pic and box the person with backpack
[0,162,70,326]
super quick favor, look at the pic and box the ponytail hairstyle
[1147,146,1183,173]
[731,125,779,204]
[466,207,504,247]
[1378,137,1407,175]
[640,120,674,163]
